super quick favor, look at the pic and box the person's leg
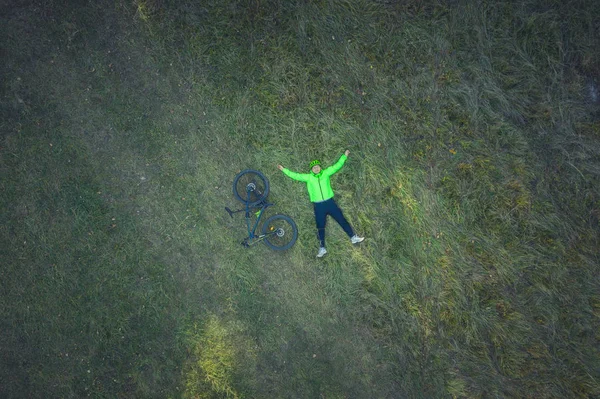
[329,199,355,238]
[313,202,327,248]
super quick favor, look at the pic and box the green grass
[1,0,599,397]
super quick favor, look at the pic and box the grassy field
[1,0,599,397]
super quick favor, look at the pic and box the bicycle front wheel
[233,169,269,206]
[262,214,298,251]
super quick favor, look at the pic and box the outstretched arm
[323,150,350,177]
[278,164,310,182]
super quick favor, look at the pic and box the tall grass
[1,0,599,397]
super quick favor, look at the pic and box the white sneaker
[317,247,327,258]
[351,235,365,244]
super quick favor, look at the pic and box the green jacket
[282,154,348,202]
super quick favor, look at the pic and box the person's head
[310,159,321,174]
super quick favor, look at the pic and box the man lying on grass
[278,150,364,258]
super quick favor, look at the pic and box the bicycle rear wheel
[262,214,298,251]
[233,169,269,206]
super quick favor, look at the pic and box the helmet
[309,160,321,168]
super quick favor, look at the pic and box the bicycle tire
[232,169,269,206]
[262,214,298,251]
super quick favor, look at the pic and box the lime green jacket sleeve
[281,168,310,182]
[323,154,347,177]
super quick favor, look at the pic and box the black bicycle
[225,169,298,250]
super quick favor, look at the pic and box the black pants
[313,198,354,247]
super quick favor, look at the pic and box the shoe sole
[352,238,365,244]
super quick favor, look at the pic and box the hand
[277,164,284,171]
[345,150,350,157]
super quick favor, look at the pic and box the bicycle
[225,169,298,250]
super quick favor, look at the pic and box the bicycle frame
[227,187,275,246]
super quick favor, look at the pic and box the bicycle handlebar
[225,202,275,219]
